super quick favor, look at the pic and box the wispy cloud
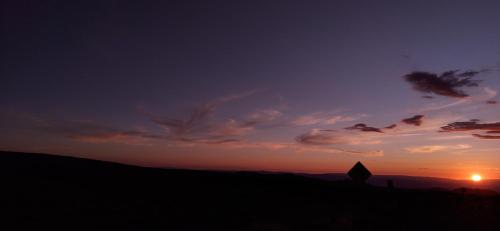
[291,112,363,126]
[209,139,384,157]
[412,87,497,113]
[150,90,284,144]
[429,135,472,141]
[385,124,397,129]
[152,90,256,138]
[247,109,282,123]
[68,130,162,145]
[35,119,162,145]
[296,129,353,145]
[405,144,471,153]
[294,128,383,156]
[472,134,500,139]
[295,145,384,157]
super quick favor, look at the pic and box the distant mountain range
[300,173,500,193]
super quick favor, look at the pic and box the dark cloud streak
[402,115,424,126]
[440,120,500,132]
[441,120,500,140]
[295,132,344,145]
[345,123,383,133]
[404,70,485,98]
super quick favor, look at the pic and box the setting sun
[471,174,482,182]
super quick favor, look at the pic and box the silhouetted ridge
[1,151,500,230]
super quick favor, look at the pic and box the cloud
[484,87,498,98]
[345,123,383,133]
[404,70,485,98]
[296,129,352,145]
[405,144,471,153]
[337,114,456,138]
[215,90,259,104]
[325,115,356,125]
[151,90,279,144]
[247,109,282,123]
[35,119,162,145]
[168,132,384,157]
[176,137,240,144]
[321,114,470,144]
[405,145,447,153]
[214,139,384,157]
[412,87,497,113]
[216,141,294,150]
[472,134,500,139]
[486,100,497,104]
[440,120,500,132]
[402,115,424,126]
[430,135,472,140]
[413,98,468,113]
[391,113,464,135]
[291,112,360,126]
[385,124,397,129]
[294,129,383,156]
[295,146,384,157]
[292,113,327,126]
[344,121,408,133]
[210,119,255,137]
[68,130,162,145]
[440,120,500,139]
[299,114,466,148]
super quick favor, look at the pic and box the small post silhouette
[387,179,394,189]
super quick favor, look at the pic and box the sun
[471,174,482,182]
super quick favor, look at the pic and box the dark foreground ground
[1,151,500,230]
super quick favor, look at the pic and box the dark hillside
[1,151,500,230]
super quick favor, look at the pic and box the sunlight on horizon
[471,174,482,182]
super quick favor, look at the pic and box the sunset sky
[2,0,500,179]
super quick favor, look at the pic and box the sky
[2,0,500,179]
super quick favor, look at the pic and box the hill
[302,173,500,192]
[1,151,500,230]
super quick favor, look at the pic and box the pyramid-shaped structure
[348,161,372,183]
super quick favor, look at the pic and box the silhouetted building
[348,161,371,183]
